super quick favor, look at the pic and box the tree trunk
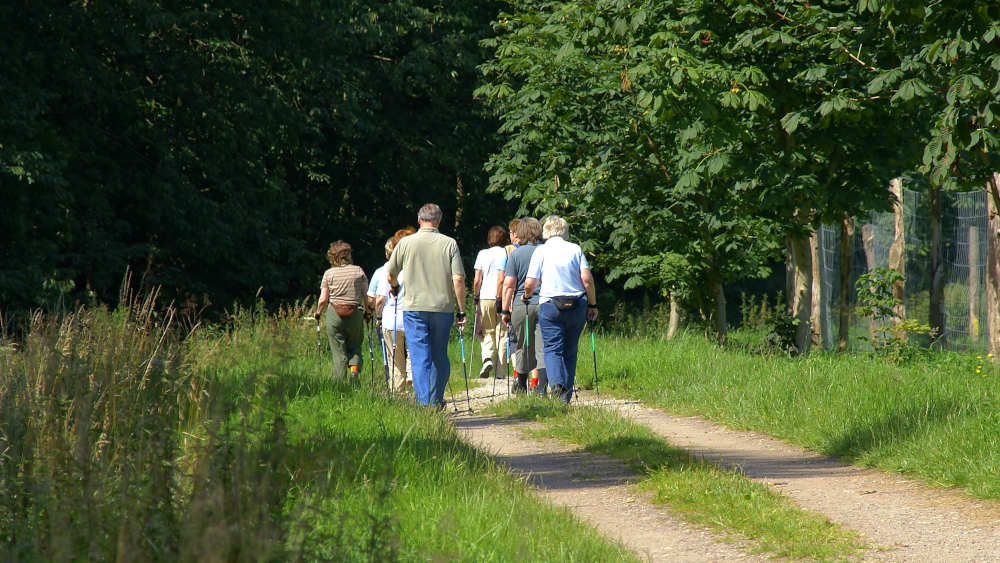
[810,230,822,347]
[454,173,465,230]
[929,184,945,346]
[838,215,854,351]
[888,178,906,340]
[708,276,727,343]
[986,173,1000,360]
[667,295,682,340]
[785,239,795,309]
[787,233,813,355]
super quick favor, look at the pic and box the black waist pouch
[550,296,580,311]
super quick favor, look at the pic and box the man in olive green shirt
[387,203,467,407]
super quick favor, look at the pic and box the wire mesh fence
[817,186,989,352]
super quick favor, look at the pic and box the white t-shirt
[526,236,590,302]
[473,246,508,300]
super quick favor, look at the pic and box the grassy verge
[0,295,635,560]
[577,330,1000,500]
[490,398,867,560]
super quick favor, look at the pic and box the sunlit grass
[583,329,1000,500]
[1,294,638,560]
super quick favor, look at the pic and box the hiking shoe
[478,361,493,378]
[551,384,565,398]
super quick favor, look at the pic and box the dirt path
[447,382,1000,561]
[454,414,763,562]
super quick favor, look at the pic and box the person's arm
[523,277,539,302]
[453,275,467,328]
[581,267,598,321]
[315,286,330,319]
[495,269,506,303]
[375,295,386,317]
[502,275,516,312]
[501,274,516,325]
[386,245,402,294]
[472,269,483,301]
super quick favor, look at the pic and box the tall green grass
[1,290,636,560]
[579,330,1000,499]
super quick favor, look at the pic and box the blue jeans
[403,311,454,406]
[538,296,587,402]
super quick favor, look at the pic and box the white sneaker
[478,360,493,378]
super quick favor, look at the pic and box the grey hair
[542,215,569,240]
[417,203,443,223]
[384,237,394,254]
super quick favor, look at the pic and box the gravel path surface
[447,381,1000,561]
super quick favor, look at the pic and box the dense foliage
[478,0,1000,342]
[1,0,509,315]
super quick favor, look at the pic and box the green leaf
[780,111,804,134]
[867,68,903,95]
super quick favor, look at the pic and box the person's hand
[389,284,400,297]
[587,306,599,322]
[520,293,530,304]
[313,311,321,321]
[501,311,511,325]
[364,309,373,322]
[456,311,467,330]
[494,299,503,314]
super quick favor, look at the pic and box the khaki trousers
[478,300,508,373]
[382,328,412,393]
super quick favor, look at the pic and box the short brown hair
[326,241,353,266]
[487,225,508,247]
[391,226,417,249]
[514,217,542,244]
[508,218,521,233]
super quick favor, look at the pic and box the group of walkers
[314,203,598,407]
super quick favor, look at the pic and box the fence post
[810,230,822,347]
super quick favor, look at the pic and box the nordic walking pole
[589,320,599,402]
[505,319,512,397]
[377,325,390,394]
[524,302,532,391]
[366,315,376,387]
[446,332,459,413]
[389,298,398,398]
[315,316,323,356]
[486,311,498,401]
[458,324,472,412]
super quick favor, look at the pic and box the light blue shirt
[525,236,590,303]
[375,268,405,331]
[367,263,389,299]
